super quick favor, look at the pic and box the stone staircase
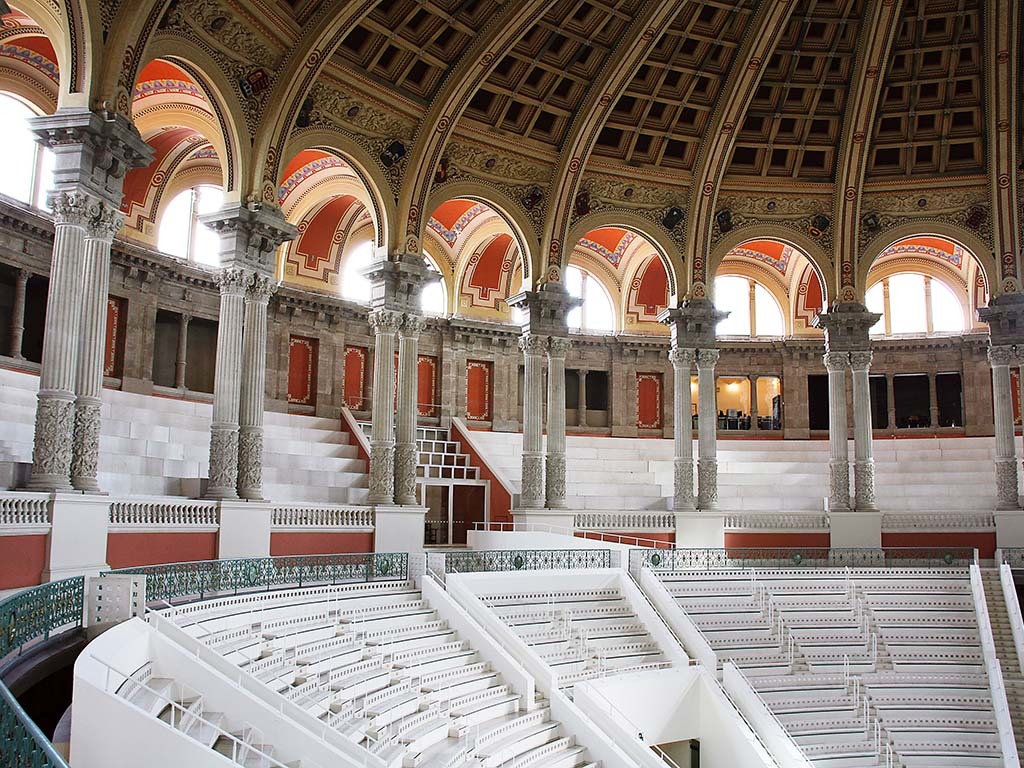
[357,423,480,482]
[981,569,1024,757]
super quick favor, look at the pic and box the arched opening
[864,235,983,337]
[565,264,615,333]
[278,149,381,298]
[0,93,53,207]
[156,185,224,266]
[420,254,447,316]
[713,275,785,337]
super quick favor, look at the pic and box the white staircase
[0,366,369,503]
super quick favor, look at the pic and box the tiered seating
[476,587,670,691]
[656,568,1003,767]
[163,581,597,768]
[0,366,369,503]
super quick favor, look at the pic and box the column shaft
[670,348,695,511]
[237,276,274,500]
[578,369,588,427]
[545,338,570,508]
[990,346,1019,510]
[849,351,877,511]
[395,316,425,505]
[9,269,29,359]
[71,205,121,491]
[519,334,547,509]
[175,313,191,389]
[368,310,402,504]
[824,352,851,511]
[206,269,249,499]
[695,349,720,509]
[28,192,92,490]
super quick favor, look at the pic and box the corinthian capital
[822,351,849,372]
[49,191,96,227]
[848,350,873,372]
[86,201,125,241]
[695,348,720,369]
[401,314,428,338]
[519,333,548,356]
[668,347,695,368]
[547,336,571,358]
[989,344,1016,367]
[368,308,404,334]
[217,267,250,295]
[246,273,278,302]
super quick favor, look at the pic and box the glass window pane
[0,94,38,204]
[753,283,784,336]
[865,282,885,335]
[714,275,750,335]
[930,278,965,333]
[341,240,373,303]
[191,186,223,267]
[888,273,927,334]
[158,190,195,259]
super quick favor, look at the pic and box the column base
[995,511,1024,548]
[511,508,577,532]
[218,499,272,559]
[829,511,882,548]
[374,504,428,552]
[674,513,725,548]
[43,492,111,581]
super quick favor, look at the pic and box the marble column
[27,192,93,491]
[395,315,426,506]
[71,202,124,492]
[519,333,547,509]
[174,313,191,389]
[849,350,877,512]
[669,348,695,511]
[367,309,403,505]
[237,275,276,501]
[205,268,249,499]
[578,369,588,427]
[990,345,1019,510]
[9,268,29,359]
[886,374,896,431]
[695,349,720,509]
[545,337,570,509]
[928,373,939,428]
[748,374,759,431]
[823,352,851,512]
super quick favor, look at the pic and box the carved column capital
[519,333,549,357]
[85,201,125,242]
[401,314,428,338]
[246,273,278,303]
[695,348,719,369]
[668,347,695,368]
[368,308,404,334]
[823,351,850,372]
[217,267,250,296]
[547,336,571,359]
[48,191,96,227]
[848,350,873,372]
[989,344,1016,367]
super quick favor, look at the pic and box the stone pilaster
[519,333,548,509]
[27,192,92,491]
[71,202,124,492]
[395,315,426,505]
[367,309,403,504]
[849,350,877,512]
[669,347,695,511]
[545,337,570,509]
[989,345,1019,510]
[823,352,851,512]
[237,275,277,501]
[206,268,249,499]
[174,313,191,389]
[9,268,29,359]
[695,349,720,509]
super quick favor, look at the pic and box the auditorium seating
[652,567,1003,767]
[149,580,598,768]
[0,366,369,503]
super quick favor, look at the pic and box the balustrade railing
[0,493,50,528]
[271,505,374,529]
[108,499,220,528]
[445,548,611,574]
[0,577,85,768]
[574,512,674,531]
[106,552,408,604]
[633,546,977,571]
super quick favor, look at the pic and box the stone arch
[858,221,996,303]
[426,181,538,286]
[10,0,83,101]
[282,130,394,250]
[565,209,682,304]
[708,224,835,307]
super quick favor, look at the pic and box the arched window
[0,93,53,208]
[713,275,785,336]
[420,256,446,316]
[566,265,615,332]
[157,185,224,266]
[865,273,965,335]
[340,240,373,304]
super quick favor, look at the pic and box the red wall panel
[636,372,663,429]
[344,345,367,409]
[881,531,995,561]
[725,532,832,548]
[104,296,127,378]
[288,335,319,406]
[270,532,374,556]
[418,355,438,417]
[106,532,218,569]
[466,360,493,421]
[0,535,47,589]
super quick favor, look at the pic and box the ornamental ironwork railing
[106,552,408,604]
[0,577,84,768]
[633,547,976,571]
[999,549,1024,569]
[445,549,611,574]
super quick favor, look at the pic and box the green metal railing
[634,546,977,571]
[0,577,84,768]
[106,552,408,604]
[998,549,1024,569]
[445,548,612,573]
